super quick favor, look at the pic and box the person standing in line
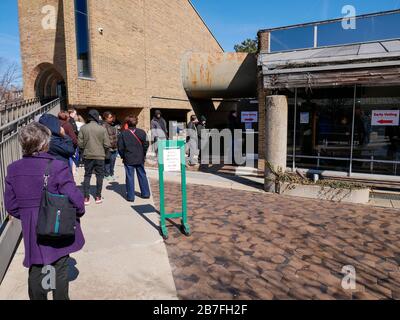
[151,110,168,153]
[39,114,75,163]
[68,109,81,166]
[197,116,207,165]
[112,114,122,131]
[68,108,79,137]
[74,115,86,168]
[78,109,111,205]
[186,115,199,166]
[4,122,85,300]
[228,110,241,165]
[58,112,78,148]
[59,111,79,172]
[102,111,119,181]
[75,115,86,131]
[118,115,150,202]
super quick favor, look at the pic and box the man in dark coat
[102,111,119,180]
[39,114,75,163]
[118,115,150,202]
[197,116,207,164]
[151,110,168,153]
[228,110,241,165]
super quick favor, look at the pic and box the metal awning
[259,40,400,89]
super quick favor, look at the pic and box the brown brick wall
[18,0,68,98]
[257,31,269,172]
[19,0,223,130]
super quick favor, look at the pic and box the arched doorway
[33,63,67,107]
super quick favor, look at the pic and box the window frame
[74,0,93,79]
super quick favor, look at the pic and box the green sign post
[158,139,191,240]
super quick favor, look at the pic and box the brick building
[18,0,223,130]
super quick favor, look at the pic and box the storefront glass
[352,86,400,176]
[286,85,400,176]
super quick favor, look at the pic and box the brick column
[257,30,270,173]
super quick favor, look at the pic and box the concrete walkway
[0,162,177,300]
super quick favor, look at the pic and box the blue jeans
[105,151,118,177]
[124,164,151,201]
[72,148,80,167]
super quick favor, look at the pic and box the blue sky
[0,0,400,66]
[191,0,400,50]
[0,0,20,65]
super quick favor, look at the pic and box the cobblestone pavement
[150,180,400,300]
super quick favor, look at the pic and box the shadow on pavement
[132,204,182,236]
[106,182,141,200]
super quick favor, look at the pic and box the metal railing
[0,98,41,127]
[0,98,60,229]
[288,153,400,175]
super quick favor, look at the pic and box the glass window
[285,90,296,169]
[75,0,88,14]
[352,86,400,176]
[75,0,91,77]
[270,26,314,52]
[269,11,400,53]
[288,87,355,172]
[318,12,400,47]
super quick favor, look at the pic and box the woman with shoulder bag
[117,115,151,202]
[4,122,85,300]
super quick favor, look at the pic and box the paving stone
[150,180,400,300]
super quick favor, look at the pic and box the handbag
[36,160,77,239]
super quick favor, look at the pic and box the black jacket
[118,127,149,166]
[39,114,75,163]
[69,118,79,136]
[228,115,241,132]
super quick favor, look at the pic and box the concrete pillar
[265,95,288,192]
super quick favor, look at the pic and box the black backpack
[36,160,77,239]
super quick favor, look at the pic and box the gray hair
[19,122,51,156]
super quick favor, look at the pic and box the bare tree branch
[0,58,22,104]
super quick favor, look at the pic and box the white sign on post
[371,110,400,126]
[163,148,181,172]
[241,111,258,123]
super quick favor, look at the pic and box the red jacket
[60,119,78,147]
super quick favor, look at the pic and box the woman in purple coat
[4,122,85,300]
